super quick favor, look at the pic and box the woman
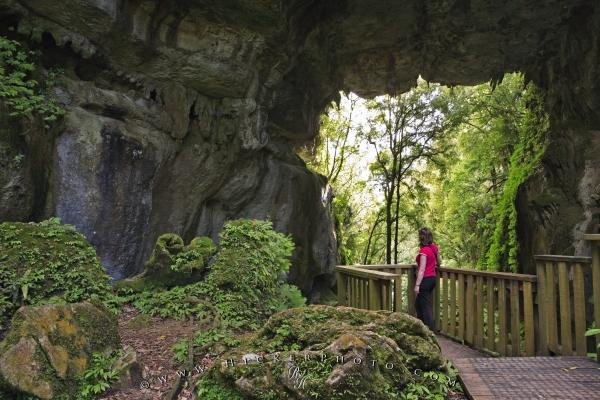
[414,227,441,330]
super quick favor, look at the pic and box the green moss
[0,303,120,399]
[128,219,302,329]
[0,219,118,333]
[199,306,445,400]
[196,376,244,400]
[116,233,216,291]
[73,303,120,351]
[485,83,549,271]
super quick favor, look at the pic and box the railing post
[523,281,535,356]
[535,261,548,355]
[572,263,587,356]
[557,261,572,355]
[497,278,507,356]
[434,274,440,330]
[394,274,403,312]
[408,267,416,316]
[545,261,558,354]
[369,278,382,310]
[336,271,347,306]
[486,276,495,352]
[584,234,600,361]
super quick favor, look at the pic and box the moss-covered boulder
[0,219,118,333]
[196,305,446,400]
[0,302,120,399]
[116,233,216,291]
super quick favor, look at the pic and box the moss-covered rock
[0,219,118,334]
[116,233,216,291]
[196,305,446,400]
[0,302,120,399]
[128,220,303,330]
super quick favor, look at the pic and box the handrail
[533,255,592,263]
[335,266,397,280]
[357,264,415,270]
[439,266,537,282]
[360,263,539,282]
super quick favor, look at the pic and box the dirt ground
[100,305,213,400]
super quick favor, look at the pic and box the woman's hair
[418,227,434,247]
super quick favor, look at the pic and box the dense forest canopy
[300,73,549,273]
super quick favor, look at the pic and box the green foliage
[585,328,600,336]
[0,218,119,332]
[276,283,307,310]
[194,328,241,350]
[400,368,461,400]
[76,350,122,400]
[300,93,367,265]
[117,233,217,292]
[0,36,64,125]
[123,219,305,363]
[422,73,549,271]
[303,73,548,271]
[196,376,244,400]
[12,153,24,166]
[484,82,548,271]
[585,324,600,357]
[206,219,294,293]
[172,236,216,273]
[171,337,191,364]
[145,233,216,275]
[129,283,211,320]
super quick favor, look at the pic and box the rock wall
[0,0,340,296]
[0,0,598,287]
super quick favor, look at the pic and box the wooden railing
[335,249,600,358]
[436,267,538,357]
[534,255,593,357]
[335,266,397,311]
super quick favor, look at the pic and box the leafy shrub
[0,218,119,332]
[172,236,216,273]
[172,328,241,364]
[400,368,462,400]
[193,328,240,349]
[118,233,216,291]
[130,284,212,320]
[0,36,64,124]
[125,219,306,362]
[76,350,123,399]
[205,219,294,294]
[196,377,244,400]
[274,283,307,311]
[585,324,600,360]
[172,338,191,364]
[131,219,301,326]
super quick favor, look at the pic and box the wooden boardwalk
[436,335,600,400]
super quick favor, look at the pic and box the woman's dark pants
[416,276,436,330]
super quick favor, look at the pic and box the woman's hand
[414,284,420,294]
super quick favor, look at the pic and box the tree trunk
[385,188,394,264]
[393,183,401,264]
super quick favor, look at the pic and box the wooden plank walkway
[436,335,600,400]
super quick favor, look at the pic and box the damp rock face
[0,0,599,293]
[0,302,120,399]
[196,305,446,399]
